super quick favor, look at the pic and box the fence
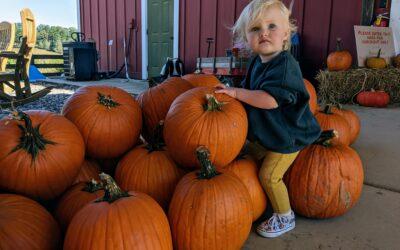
[6,54,64,76]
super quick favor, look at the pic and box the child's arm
[215,84,278,109]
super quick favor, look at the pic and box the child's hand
[215,84,237,98]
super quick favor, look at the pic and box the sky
[0,0,78,28]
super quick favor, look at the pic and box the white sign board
[354,25,396,67]
[390,0,400,54]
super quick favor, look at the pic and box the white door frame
[76,0,81,31]
[141,0,179,80]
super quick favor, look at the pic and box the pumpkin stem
[336,38,343,51]
[10,111,56,160]
[322,104,334,114]
[145,120,165,152]
[196,146,220,179]
[377,48,381,58]
[204,94,225,111]
[82,179,104,193]
[96,173,130,203]
[97,92,120,109]
[314,130,338,147]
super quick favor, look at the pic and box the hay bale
[316,67,400,105]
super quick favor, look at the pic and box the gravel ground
[0,82,78,119]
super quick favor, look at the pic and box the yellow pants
[245,141,299,214]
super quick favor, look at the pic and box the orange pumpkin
[285,130,364,218]
[64,173,172,250]
[304,79,318,114]
[164,87,248,169]
[168,147,252,250]
[73,159,101,185]
[0,194,60,249]
[137,77,192,140]
[366,49,387,69]
[356,89,390,108]
[115,123,183,209]
[222,156,267,221]
[0,111,85,200]
[332,106,361,144]
[315,105,351,145]
[62,85,142,159]
[55,180,104,232]
[327,38,352,71]
[182,73,221,87]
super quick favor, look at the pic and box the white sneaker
[256,211,295,238]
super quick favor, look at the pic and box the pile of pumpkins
[0,74,363,249]
[327,38,391,108]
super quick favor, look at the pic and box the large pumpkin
[164,87,248,169]
[285,130,364,218]
[0,111,85,200]
[115,125,183,209]
[0,194,60,250]
[315,105,351,145]
[55,180,104,232]
[222,156,267,221]
[62,85,142,159]
[356,89,390,108]
[182,73,221,88]
[304,79,318,114]
[137,77,192,140]
[332,106,361,144]
[73,159,101,185]
[64,173,172,250]
[327,38,352,71]
[168,147,252,250]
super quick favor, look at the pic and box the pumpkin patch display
[0,194,60,250]
[304,79,318,114]
[137,77,192,140]
[285,130,364,218]
[55,180,104,232]
[327,38,352,71]
[0,110,85,200]
[315,105,351,145]
[366,49,387,69]
[182,73,221,88]
[168,146,253,250]
[356,89,390,108]
[164,87,248,169]
[64,173,172,250]
[62,85,142,159]
[222,156,267,221]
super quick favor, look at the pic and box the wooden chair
[0,9,51,108]
[0,21,16,72]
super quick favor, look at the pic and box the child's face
[246,6,289,58]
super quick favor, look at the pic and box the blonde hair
[233,0,297,51]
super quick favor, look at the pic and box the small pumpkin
[64,173,173,250]
[315,105,351,145]
[72,159,101,185]
[168,146,253,250]
[221,156,267,221]
[327,38,352,71]
[0,110,85,200]
[62,85,142,159]
[0,194,60,249]
[331,105,361,144]
[137,77,192,140]
[285,130,364,218]
[366,49,387,69]
[164,87,248,169]
[55,180,104,232]
[182,73,221,88]
[304,79,318,114]
[393,54,400,68]
[356,89,390,108]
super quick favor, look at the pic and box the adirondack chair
[0,21,15,72]
[0,8,51,108]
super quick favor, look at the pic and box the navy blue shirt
[242,51,321,153]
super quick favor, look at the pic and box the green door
[148,0,173,78]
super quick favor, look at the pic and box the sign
[390,0,400,54]
[354,25,396,67]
